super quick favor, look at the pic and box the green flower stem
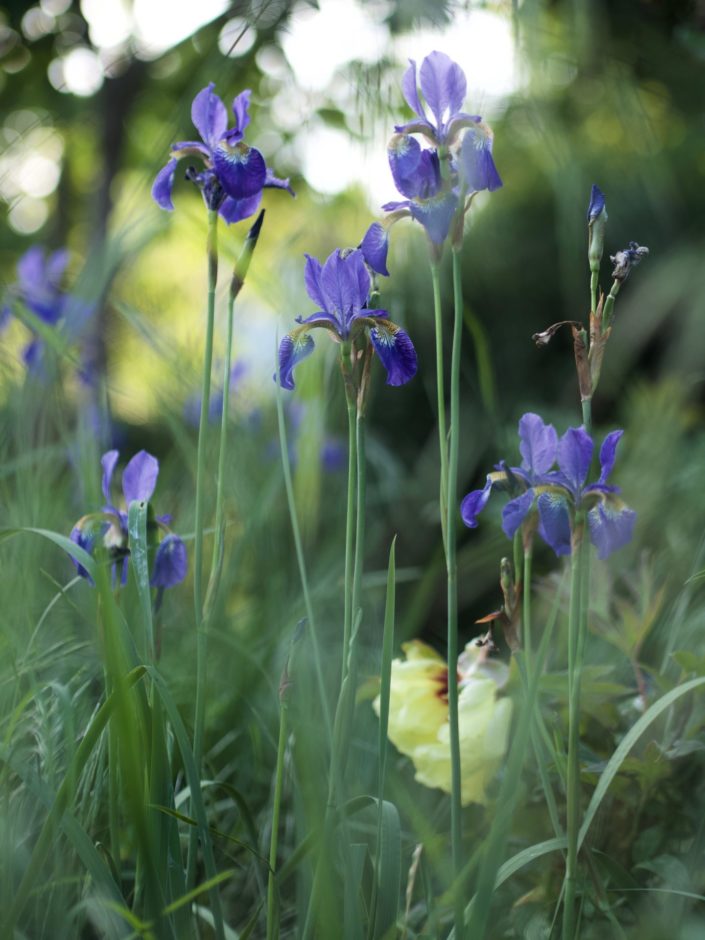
[590,270,599,319]
[447,247,465,940]
[207,210,265,615]
[341,380,357,684]
[266,702,288,940]
[430,262,449,552]
[523,547,533,673]
[350,407,366,662]
[563,520,587,940]
[186,209,219,893]
[581,398,593,434]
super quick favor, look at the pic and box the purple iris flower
[277,247,417,390]
[376,51,502,254]
[1,246,93,371]
[70,449,187,590]
[152,83,293,223]
[460,413,636,560]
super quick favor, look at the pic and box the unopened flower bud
[587,184,608,271]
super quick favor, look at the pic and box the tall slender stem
[447,247,465,939]
[563,521,586,940]
[431,262,449,552]
[266,704,288,940]
[351,407,366,647]
[341,390,357,683]
[188,209,218,890]
[523,547,533,674]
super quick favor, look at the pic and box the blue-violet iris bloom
[377,50,502,256]
[152,83,293,223]
[70,449,187,589]
[277,248,417,390]
[460,413,636,560]
[1,246,92,372]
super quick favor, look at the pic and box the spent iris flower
[373,639,512,806]
[277,247,417,390]
[460,413,636,560]
[152,83,293,223]
[70,449,187,591]
[377,50,503,256]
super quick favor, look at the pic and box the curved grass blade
[0,526,96,582]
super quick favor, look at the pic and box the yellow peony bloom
[374,639,513,806]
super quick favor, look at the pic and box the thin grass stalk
[187,208,219,892]
[266,704,288,940]
[368,538,396,937]
[430,262,448,552]
[446,247,465,940]
[273,363,332,738]
[563,521,587,940]
[523,547,533,674]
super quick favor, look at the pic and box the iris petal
[401,59,425,120]
[518,413,557,478]
[151,534,188,588]
[360,222,390,276]
[152,159,178,211]
[231,89,252,138]
[409,190,458,245]
[419,51,467,130]
[557,426,593,495]
[101,450,119,505]
[369,322,417,386]
[303,254,328,310]
[459,125,503,193]
[122,450,159,505]
[587,501,636,560]
[219,191,262,225]
[277,332,315,390]
[191,83,228,148]
[320,249,369,326]
[460,476,493,529]
[598,429,624,485]
[388,134,423,199]
[502,489,535,539]
[537,492,573,556]
[213,142,267,199]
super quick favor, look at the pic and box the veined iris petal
[459,123,503,193]
[213,141,267,199]
[277,332,315,390]
[368,322,418,386]
[122,450,159,505]
[587,501,636,560]
[360,222,390,277]
[537,491,573,556]
[191,82,228,149]
[152,534,188,588]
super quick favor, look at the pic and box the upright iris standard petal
[518,413,558,478]
[213,141,267,199]
[597,429,623,485]
[587,502,637,560]
[368,323,417,386]
[303,254,328,309]
[320,250,368,331]
[502,489,535,539]
[409,191,459,245]
[277,332,315,390]
[459,123,503,193]
[122,450,159,505]
[556,426,593,494]
[537,492,573,556]
[360,222,390,277]
[101,450,119,504]
[231,90,252,138]
[401,59,425,121]
[419,51,467,129]
[151,534,188,587]
[191,83,228,148]
[460,476,494,528]
[152,159,178,211]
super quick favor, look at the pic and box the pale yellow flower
[374,639,512,806]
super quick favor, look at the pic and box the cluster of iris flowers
[70,449,187,594]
